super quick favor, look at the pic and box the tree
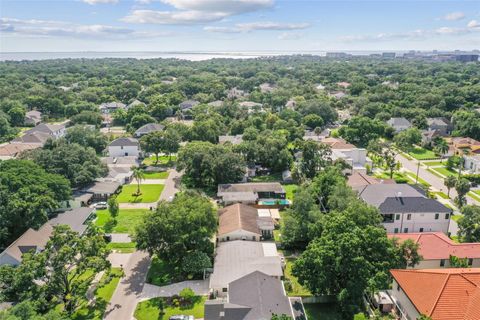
[65,125,108,153]
[177,141,246,190]
[339,116,390,148]
[393,128,421,152]
[0,226,110,314]
[131,167,145,196]
[293,140,332,181]
[382,145,398,179]
[0,114,18,143]
[0,160,70,249]
[271,315,293,320]
[141,130,180,164]
[433,138,449,161]
[444,176,457,198]
[458,206,480,242]
[0,301,67,319]
[134,192,217,269]
[449,255,469,268]
[454,178,470,208]
[108,195,119,220]
[179,287,196,305]
[70,111,103,127]
[181,251,212,276]
[302,114,324,129]
[391,238,422,268]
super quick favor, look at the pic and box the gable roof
[389,232,480,260]
[347,170,383,189]
[11,131,52,144]
[48,207,94,235]
[109,137,139,147]
[0,143,41,157]
[218,204,261,237]
[320,137,356,149]
[387,117,411,127]
[427,117,450,127]
[24,123,64,135]
[219,135,243,145]
[85,180,120,194]
[0,224,53,264]
[179,100,199,110]
[218,183,285,194]
[25,110,42,120]
[134,123,165,136]
[390,268,480,319]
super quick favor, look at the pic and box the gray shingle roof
[387,117,411,127]
[134,123,165,136]
[109,137,139,147]
[85,181,120,195]
[218,183,285,194]
[48,207,94,234]
[23,123,64,136]
[179,100,199,110]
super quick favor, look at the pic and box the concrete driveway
[104,251,151,320]
[159,169,182,201]
[140,280,209,300]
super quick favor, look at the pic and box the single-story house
[389,232,480,269]
[208,100,224,107]
[388,268,480,320]
[0,142,42,160]
[24,110,42,126]
[238,101,263,114]
[70,191,94,208]
[48,207,95,235]
[99,102,126,114]
[285,99,296,109]
[209,241,283,297]
[205,271,299,320]
[387,117,412,133]
[217,204,275,242]
[105,166,134,185]
[303,129,331,141]
[427,117,452,136]
[84,180,120,201]
[11,131,52,145]
[218,134,243,145]
[217,182,286,205]
[421,129,442,145]
[108,137,140,157]
[134,123,165,138]
[0,224,53,266]
[464,154,480,173]
[358,184,452,234]
[329,91,347,99]
[337,81,351,88]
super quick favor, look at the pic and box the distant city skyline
[1,0,480,52]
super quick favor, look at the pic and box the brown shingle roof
[218,204,261,236]
[0,224,53,264]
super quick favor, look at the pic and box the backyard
[284,258,311,297]
[134,296,206,320]
[283,184,299,201]
[143,155,177,166]
[117,184,164,203]
[143,171,169,179]
[95,209,149,234]
[303,302,343,320]
[408,147,438,160]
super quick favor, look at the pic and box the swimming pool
[258,199,290,206]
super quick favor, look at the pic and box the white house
[331,147,372,174]
[108,137,140,157]
[463,154,480,173]
[359,184,452,234]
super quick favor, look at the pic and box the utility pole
[415,160,420,184]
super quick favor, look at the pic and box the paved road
[159,169,182,201]
[140,280,209,300]
[104,251,151,320]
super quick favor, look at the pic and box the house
[450,137,480,155]
[0,224,53,266]
[217,204,275,242]
[389,232,480,269]
[421,129,441,145]
[259,83,277,93]
[285,99,296,109]
[218,134,243,145]
[179,100,199,111]
[208,100,224,107]
[84,180,120,201]
[102,156,139,167]
[99,102,126,114]
[217,182,286,205]
[105,166,134,185]
[337,81,351,88]
[108,137,140,157]
[48,207,95,235]
[134,123,165,138]
[24,110,42,126]
[303,129,331,141]
[205,271,300,320]
[347,170,394,192]
[358,184,452,234]
[11,131,52,145]
[387,117,412,133]
[315,83,326,90]
[331,147,372,174]
[127,99,145,109]
[329,91,347,99]
[22,123,66,139]
[463,154,480,173]
[0,142,41,160]
[427,117,452,136]
[320,137,356,149]
[70,191,94,208]
[388,268,480,320]
[209,241,283,296]
[282,169,293,183]
[227,88,247,99]
[238,101,263,113]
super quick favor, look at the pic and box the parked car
[169,316,194,320]
[94,202,108,209]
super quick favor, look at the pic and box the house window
[395,214,400,220]
[397,284,400,291]
[403,228,408,233]
[419,228,424,232]
[440,259,445,267]
[226,236,230,241]
[394,228,399,234]
[407,214,412,220]
[435,213,439,220]
[469,258,473,266]
[445,213,450,219]
[222,288,228,292]
[383,214,394,223]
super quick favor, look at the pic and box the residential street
[104,251,151,320]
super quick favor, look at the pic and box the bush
[179,287,195,305]
[463,174,480,184]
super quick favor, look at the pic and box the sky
[1,0,480,52]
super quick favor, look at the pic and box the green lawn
[72,268,123,320]
[143,171,169,179]
[408,147,438,160]
[95,209,149,234]
[427,168,444,178]
[422,160,446,167]
[374,171,409,184]
[451,214,463,222]
[146,256,178,286]
[469,191,480,202]
[107,242,137,253]
[250,172,282,182]
[283,184,299,201]
[143,155,177,166]
[433,191,449,199]
[431,167,458,177]
[134,296,206,320]
[117,184,164,203]
[404,171,431,188]
[285,258,311,297]
[304,302,343,320]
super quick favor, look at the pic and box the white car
[94,202,108,210]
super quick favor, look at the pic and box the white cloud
[468,20,480,28]
[435,27,462,35]
[443,11,465,21]
[278,32,302,40]
[0,17,171,39]
[83,0,118,5]
[123,0,274,25]
[204,21,310,33]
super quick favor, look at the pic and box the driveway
[119,202,157,210]
[140,280,209,300]
[159,169,182,201]
[104,251,151,320]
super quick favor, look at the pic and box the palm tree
[132,167,145,196]
[434,138,449,162]
[444,175,457,198]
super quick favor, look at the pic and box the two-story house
[387,117,412,133]
[108,137,140,157]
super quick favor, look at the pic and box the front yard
[408,147,438,160]
[430,166,458,177]
[117,184,164,203]
[134,296,206,320]
[107,242,137,253]
[95,209,149,234]
[143,171,169,179]
[146,256,178,286]
[143,155,177,166]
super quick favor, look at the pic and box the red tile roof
[391,268,480,320]
[388,232,480,260]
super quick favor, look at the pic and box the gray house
[134,123,165,138]
[426,117,452,136]
[387,117,412,133]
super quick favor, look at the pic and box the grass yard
[408,147,438,160]
[250,172,282,182]
[433,191,449,199]
[422,160,446,167]
[304,302,343,320]
[134,296,206,320]
[451,214,463,223]
[283,184,299,201]
[117,184,164,203]
[431,167,458,177]
[143,171,169,179]
[143,155,177,166]
[72,268,123,320]
[107,242,137,253]
[146,256,178,286]
[95,209,149,234]
[404,171,431,188]
[374,171,409,184]
[285,258,311,297]
[469,191,480,202]
[427,168,444,178]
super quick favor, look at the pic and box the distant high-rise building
[326,52,349,58]
[382,52,396,58]
[455,54,479,62]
